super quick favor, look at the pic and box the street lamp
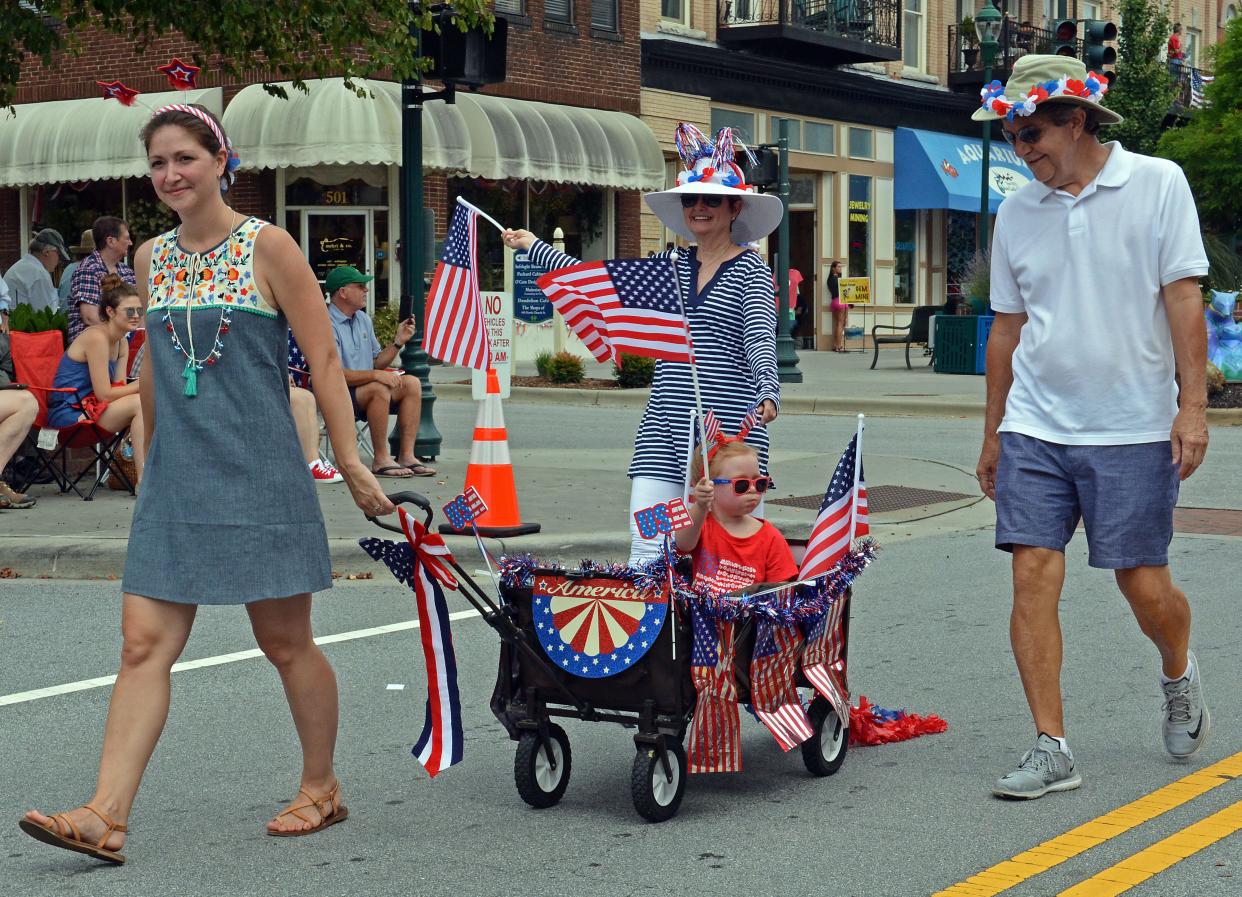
[975,2,1002,255]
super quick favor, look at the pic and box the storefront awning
[223,79,470,173]
[894,127,1032,214]
[0,88,223,187]
[453,92,664,190]
[222,79,664,191]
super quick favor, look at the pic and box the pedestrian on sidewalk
[506,124,784,564]
[20,102,390,864]
[974,56,1211,800]
[827,260,847,352]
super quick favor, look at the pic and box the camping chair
[287,329,374,464]
[870,305,938,370]
[9,330,135,500]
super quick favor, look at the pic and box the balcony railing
[718,0,900,63]
[947,21,1084,90]
[1169,64,1213,110]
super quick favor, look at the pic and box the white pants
[627,476,765,566]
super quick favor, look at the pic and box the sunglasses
[680,195,725,209]
[1001,124,1044,147]
[121,307,143,319]
[711,476,774,495]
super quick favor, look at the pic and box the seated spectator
[67,216,134,343]
[4,229,69,314]
[289,381,342,484]
[47,274,146,486]
[0,388,39,509]
[325,265,435,478]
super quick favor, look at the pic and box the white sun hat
[644,123,784,246]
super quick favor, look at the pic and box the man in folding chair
[324,265,435,478]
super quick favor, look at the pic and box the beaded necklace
[162,211,238,397]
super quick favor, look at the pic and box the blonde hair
[690,439,757,483]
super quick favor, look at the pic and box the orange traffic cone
[439,368,541,538]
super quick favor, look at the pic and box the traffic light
[1082,20,1117,69]
[745,147,779,190]
[1051,20,1078,56]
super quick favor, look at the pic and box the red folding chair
[126,329,146,379]
[9,330,135,500]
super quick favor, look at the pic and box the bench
[870,305,938,370]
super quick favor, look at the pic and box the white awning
[0,88,223,187]
[221,79,663,191]
[454,92,664,190]
[222,79,470,173]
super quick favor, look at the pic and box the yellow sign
[839,277,871,305]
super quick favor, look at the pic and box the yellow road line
[1058,798,1242,896]
[932,752,1242,897]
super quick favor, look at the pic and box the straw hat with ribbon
[644,123,784,245]
[973,54,1123,125]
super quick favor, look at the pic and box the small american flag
[423,202,490,371]
[798,434,869,581]
[739,402,764,435]
[665,497,692,531]
[802,597,850,728]
[750,619,813,751]
[539,259,691,363]
[697,409,720,447]
[1190,69,1214,108]
[686,603,741,773]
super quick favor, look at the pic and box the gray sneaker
[992,734,1082,800]
[1162,651,1210,759]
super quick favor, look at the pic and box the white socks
[1160,658,1194,685]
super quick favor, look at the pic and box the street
[2,408,1240,896]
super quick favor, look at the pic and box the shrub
[1207,361,1226,397]
[371,303,399,349]
[534,350,553,379]
[613,353,656,389]
[9,303,68,346]
[544,351,584,384]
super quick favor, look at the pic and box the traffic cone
[439,368,541,538]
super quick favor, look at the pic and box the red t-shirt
[1168,34,1184,59]
[691,514,799,594]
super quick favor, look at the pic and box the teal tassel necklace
[163,213,238,397]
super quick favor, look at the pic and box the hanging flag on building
[424,201,490,371]
[1190,69,1215,109]
[799,432,869,582]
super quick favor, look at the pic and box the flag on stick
[798,432,869,582]
[360,507,464,777]
[424,202,490,371]
[538,259,691,363]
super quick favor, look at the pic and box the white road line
[0,608,482,708]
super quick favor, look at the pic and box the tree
[1104,0,1176,156]
[1159,18,1242,238]
[0,1,494,111]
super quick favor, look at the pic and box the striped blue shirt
[528,240,779,483]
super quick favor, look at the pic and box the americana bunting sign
[533,575,668,679]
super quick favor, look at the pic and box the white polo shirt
[990,142,1209,445]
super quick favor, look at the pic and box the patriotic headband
[979,72,1109,121]
[706,418,757,462]
[152,103,242,192]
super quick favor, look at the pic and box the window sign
[848,175,872,281]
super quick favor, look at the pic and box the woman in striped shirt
[506,125,784,562]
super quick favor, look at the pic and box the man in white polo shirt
[974,56,1211,800]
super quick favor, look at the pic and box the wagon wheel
[630,737,686,823]
[514,723,572,809]
[802,695,849,777]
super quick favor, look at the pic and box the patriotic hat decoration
[645,123,784,245]
[972,54,1122,124]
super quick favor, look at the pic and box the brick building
[0,1,659,326]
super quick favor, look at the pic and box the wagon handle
[365,491,433,533]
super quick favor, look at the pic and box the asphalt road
[3,411,1241,895]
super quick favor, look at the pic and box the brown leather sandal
[267,781,349,837]
[18,803,127,864]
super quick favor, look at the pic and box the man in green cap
[974,55,1211,799]
[326,264,434,477]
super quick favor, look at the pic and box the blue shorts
[994,432,1180,569]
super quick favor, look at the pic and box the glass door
[302,209,373,308]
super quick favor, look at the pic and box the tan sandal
[267,781,349,837]
[18,803,127,864]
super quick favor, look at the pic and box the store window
[804,122,834,155]
[710,108,757,144]
[894,210,917,305]
[903,0,925,71]
[285,175,390,305]
[848,127,873,159]
[771,117,802,150]
[847,175,871,281]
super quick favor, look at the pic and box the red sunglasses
[711,476,774,495]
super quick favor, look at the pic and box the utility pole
[774,118,802,383]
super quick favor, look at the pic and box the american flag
[359,508,464,777]
[535,265,614,364]
[287,329,310,388]
[750,620,813,751]
[739,402,763,435]
[423,202,490,371]
[802,596,850,728]
[686,603,741,773]
[798,434,869,581]
[538,259,691,363]
[1190,69,1214,108]
[696,409,720,447]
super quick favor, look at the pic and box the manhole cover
[769,484,974,513]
